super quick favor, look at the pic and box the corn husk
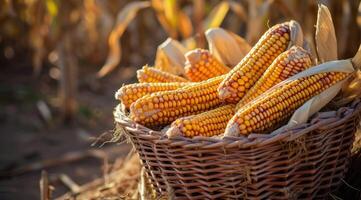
[205,28,251,67]
[335,45,361,105]
[315,4,338,63]
[288,20,304,49]
[154,38,187,75]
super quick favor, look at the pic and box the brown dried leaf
[206,28,251,67]
[97,1,150,78]
[203,1,229,29]
[315,4,338,63]
[155,38,187,75]
[151,0,177,38]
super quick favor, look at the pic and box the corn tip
[115,88,123,100]
[166,126,183,138]
[224,122,240,137]
[218,87,233,100]
[185,49,202,64]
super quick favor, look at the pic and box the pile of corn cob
[115,21,350,138]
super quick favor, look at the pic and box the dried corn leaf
[151,0,177,38]
[97,1,150,78]
[192,0,205,47]
[163,0,178,29]
[203,1,229,29]
[206,28,251,67]
[178,10,193,38]
[228,0,247,21]
[155,38,187,75]
[315,4,337,63]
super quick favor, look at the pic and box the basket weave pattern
[115,100,360,199]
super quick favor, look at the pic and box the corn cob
[166,104,235,138]
[218,22,291,103]
[137,65,189,83]
[225,72,349,136]
[116,82,189,109]
[130,75,225,127]
[236,46,312,109]
[185,49,231,81]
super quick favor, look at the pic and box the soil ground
[0,60,137,200]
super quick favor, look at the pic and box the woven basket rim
[114,99,361,149]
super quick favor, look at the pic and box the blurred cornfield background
[1,0,360,121]
[0,0,361,199]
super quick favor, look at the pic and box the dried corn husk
[154,38,187,75]
[288,20,304,49]
[315,4,338,63]
[205,28,251,67]
[336,45,361,105]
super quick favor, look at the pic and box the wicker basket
[115,100,361,199]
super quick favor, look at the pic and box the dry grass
[56,154,141,200]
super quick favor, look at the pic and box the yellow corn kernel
[166,104,235,138]
[130,75,225,127]
[185,49,231,81]
[218,22,291,103]
[137,65,189,83]
[225,72,349,136]
[236,46,312,109]
[116,82,189,109]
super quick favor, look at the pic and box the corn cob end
[115,88,124,101]
[166,126,182,138]
[218,86,238,102]
[185,49,201,64]
[224,121,241,137]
